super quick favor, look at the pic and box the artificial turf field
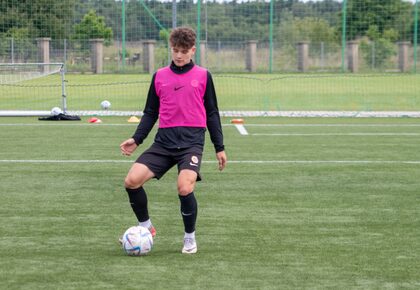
[0,116,419,289]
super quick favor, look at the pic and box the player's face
[171,46,196,67]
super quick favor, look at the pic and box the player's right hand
[120,138,138,156]
[216,150,227,171]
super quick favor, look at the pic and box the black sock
[179,192,198,234]
[126,187,149,222]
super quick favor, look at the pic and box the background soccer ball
[121,226,153,256]
[51,107,63,115]
[100,100,111,110]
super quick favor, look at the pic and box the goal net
[0,63,66,116]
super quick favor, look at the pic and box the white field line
[251,133,420,136]
[2,123,420,127]
[233,124,249,135]
[1,159,420,164]
[241,124,420,127]
[0,123,135,126]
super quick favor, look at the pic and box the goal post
[0,63,67,116]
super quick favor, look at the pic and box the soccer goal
[0,63,67,116]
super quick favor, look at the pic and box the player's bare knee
[124,176,142,189]
[178,184,194,196]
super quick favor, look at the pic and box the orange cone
[88,117,102,123]
[231,118,244,124]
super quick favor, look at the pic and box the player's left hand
[216,151,227,171]
[120,138,138,156]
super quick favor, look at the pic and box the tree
[0,27,35,62]
[360,25,398,69]
[342,0,413,69]
[344,0,412,41]
[0,0,76,39]
[73,9,113,48]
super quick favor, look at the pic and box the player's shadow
[110,246,199,258]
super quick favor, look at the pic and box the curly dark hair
[169,27,196,49]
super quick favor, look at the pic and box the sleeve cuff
[215,145,225,153]
[132,136,142,146]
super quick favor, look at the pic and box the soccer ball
[121,226,153,256]
[51,107,63,116]
[100,100,111,110]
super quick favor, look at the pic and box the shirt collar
[170,60,194,74]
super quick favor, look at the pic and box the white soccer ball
[121,226,153,256]
[100,100,111,110]
[51,107,63,116]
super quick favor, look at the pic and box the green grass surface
[1,116,420,289]
[1,73,420,111]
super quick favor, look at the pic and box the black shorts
[135,143,203,181]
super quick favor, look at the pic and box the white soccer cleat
[182,237,197,254]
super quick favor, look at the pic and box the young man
[120,27,227,254]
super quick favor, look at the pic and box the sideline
[1,159,420,164]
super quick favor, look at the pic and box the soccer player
[120,27,227,254]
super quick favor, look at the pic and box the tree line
[0,0,417,45]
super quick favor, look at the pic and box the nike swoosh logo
[181,211,193,216]
[174,86,184,91]
[189,162,198,167]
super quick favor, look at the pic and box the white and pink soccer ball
[121,226,153,256]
